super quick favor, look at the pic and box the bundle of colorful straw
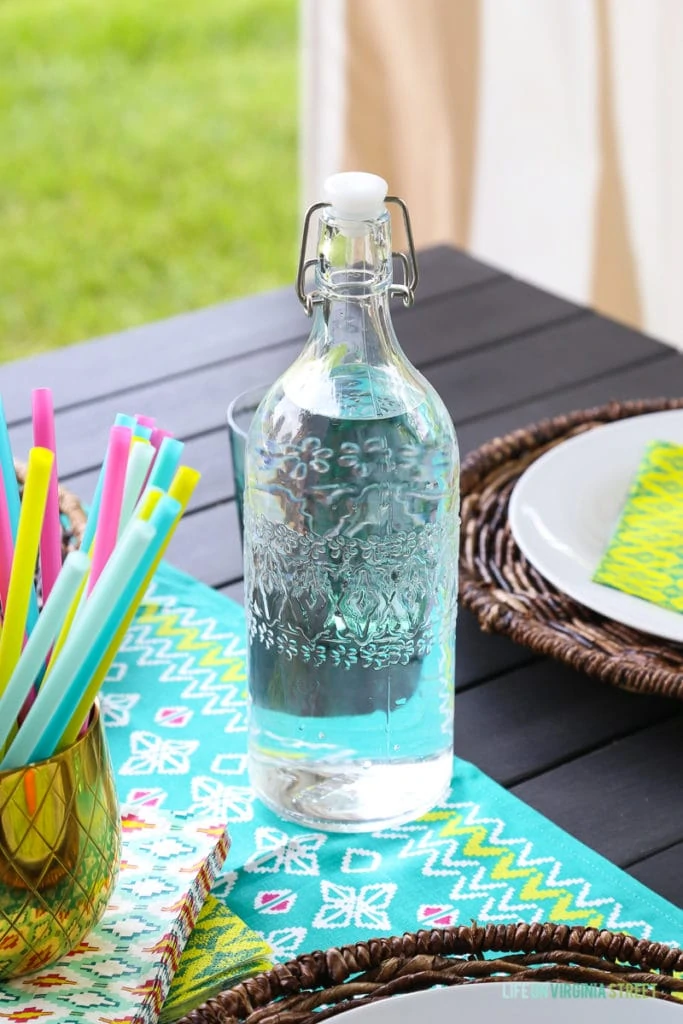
[0,398,199,771]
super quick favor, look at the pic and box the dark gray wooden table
[3,246,681,906]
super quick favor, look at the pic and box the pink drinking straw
[0,484,13,617]
[135,414,156,429]
[32,389,62,604]
[87,425,131,594]
[149,427,172,452]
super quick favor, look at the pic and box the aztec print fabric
[102,563,683,965]
[0,809,229,1024]
[594,439,683,612]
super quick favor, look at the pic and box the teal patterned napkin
[99,563,683,967]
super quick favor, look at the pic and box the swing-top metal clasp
[295,196,420,316]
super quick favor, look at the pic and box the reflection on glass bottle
[243,173,460,831]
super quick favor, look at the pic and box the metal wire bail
[296,201,328,316]
[295,195,420,315]
[386,195,419,307]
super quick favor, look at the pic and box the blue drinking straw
[115,413,136,429]
[0,396,39,634]
[0,518,156,771]
[53,494,181,754]
[140,437,184,497]
[0,551,90,756]
[133,424,153,441]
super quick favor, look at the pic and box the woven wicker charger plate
[14,460,86,565]
[459,397,683,702]
[183,924,683,1023]
[14,460,86,563]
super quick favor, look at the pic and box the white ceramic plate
[508,409,683,642]
[343,983,681,1023]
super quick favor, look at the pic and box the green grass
[0,0,298,362]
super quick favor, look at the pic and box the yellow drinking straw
[0,447,53,698]
[168,465,201,510]
[58,467,200,749]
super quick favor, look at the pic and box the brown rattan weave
[183,924,683,1023]
[14,459,86,561]
[459,397,683,702]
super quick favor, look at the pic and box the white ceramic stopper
[323,172,388,221]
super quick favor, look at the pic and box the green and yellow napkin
[160,896,272,1023]
[594,439,683,611]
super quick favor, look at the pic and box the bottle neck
[308,209,399,365]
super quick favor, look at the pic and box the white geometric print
[101,692,140,727]
[443,803,657,936]
[212,754,249,775]
[104,662,128,684]
[190,775,255,822]
[341,849,383,874]
[259,927,308,959]
[366,798,673,941]
[312,882,397,930]
[398,829,476,877]
[244,827,326,876]
[254,889,297,914]
[212,870,238,900]
[119,731,199,775]
[96,568,683,993]
[68,991,119,1010]
[181,679,247,732]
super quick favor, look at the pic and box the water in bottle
[242,172,460,831]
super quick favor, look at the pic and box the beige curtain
[301,0,683,349]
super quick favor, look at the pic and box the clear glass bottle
[243,172,459,831]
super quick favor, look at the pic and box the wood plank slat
[7,276,589,478]
[428,313,669,426]
[220,580,246,606]
[65,347,683,516]
[457,350,682,456]
[12,278,655,481]
[455,661,677,787]
[627,843,683,908]
[61,431,236,511]
[65,318,677,592]
[0,247,500,422]
[511,716,683,869]
[165,501,243,586]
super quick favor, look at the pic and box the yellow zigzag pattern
[432,810,604,927]
[137,605,246,683]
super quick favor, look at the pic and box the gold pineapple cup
[0,704,120,978]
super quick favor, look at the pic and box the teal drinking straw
[0,518,156,771]
[143,436,184,495]
[115,413,136,429]
[53,494,181,753]
[118,442,154,538]
[0,551,90,756]
[81,413,137,553]
[81,465,105,553]
[133,424,153,441]
[0,397,39,634]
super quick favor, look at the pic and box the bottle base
[248,749,453,833]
